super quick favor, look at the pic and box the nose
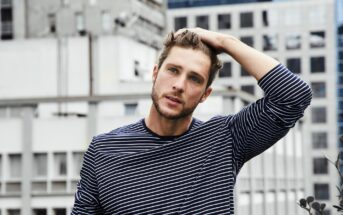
[172,76,186,93]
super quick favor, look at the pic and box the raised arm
[178,28,312,167]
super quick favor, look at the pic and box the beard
[151,83,199,120]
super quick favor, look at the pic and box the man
[72,28,312,214]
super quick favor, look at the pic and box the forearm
[218,35,279,81]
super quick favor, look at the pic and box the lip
[165,95,182,104]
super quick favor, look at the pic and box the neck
[145,105,193,137]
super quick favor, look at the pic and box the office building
[167,0,338,214]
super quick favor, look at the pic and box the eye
[189,75,202,84]
[168,67,178,74]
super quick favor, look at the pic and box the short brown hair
[157,30,222,88]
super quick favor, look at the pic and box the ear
[200,87,212,103]
[152,64,159,82]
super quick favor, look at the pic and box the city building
[0,0,166,48]
[167,0,338,214]
[0,0,336,215]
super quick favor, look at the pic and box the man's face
[151,46,212,120]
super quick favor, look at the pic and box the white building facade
[167,0,338,214]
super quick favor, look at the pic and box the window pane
[263,34,278,51]
[7,209,20,215]
[240,36,254,47]
[240,12,253,28]
[339,51,343,60]
[218,14,231,29]
[174,16,187,31]
[218,62,231,78]
[314,183,330,200]
[285,33,301,50]
[312,132,327,149]
[73,152,84,177]
[124,103,138,116]
[32,209,46,215]
[48,13,56,33]
[241,85,255,95]
[241,67,249,77]
[75,12,85,35]
[339,63,343,73]
[313,158,328,174]
[33,153,47,178]
[310,57,325,73]
[9,154,21,178]
[311,82,326,98]
[310,31,325,48]
[53,208,66,215]
[196,15,209,29]
[287,58,301,74]
[311,107,326,123]
[53,153,67,177]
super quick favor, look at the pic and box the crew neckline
[141,118,195,141]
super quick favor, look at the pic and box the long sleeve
[71,139,104,214]
[227,64,312,168]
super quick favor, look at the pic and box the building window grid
[195,15,209,29]
[217,13,231,29]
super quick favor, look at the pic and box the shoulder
[92,119,148,144]
[191,115,234,131]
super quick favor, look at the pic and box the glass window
[33,153,47,178]
[339,51,343,60]
[339,25,343,47]
[311,82,326,98]
[53,208,66,215]
[124,103,138,116]
[53,153,67,177]
[48,13,56,33]
[240,36,254,47]
[285,33,301,50]
[240,12,253,28]
[340,63,343,73]
[312,132,327,149]
[241,85,255,95]
[101,11,112,33]
[9,154,21,178]
[313,158,328,174]
[241,67,249,77]
[310,57,325,73]
[174,16,187,31]
[75,12,85,35]
[310,31,325,48]
[218,14,231,29]
[311,107,326,123]
[263,34,278,51]
[262,10,268,27]
[32,209,46,215]
[72,152,84,177]
[7,210,20,215]
[196,15,209,29]
[314,183,330,200]
[287,58,301,74]
[218,62,232,78]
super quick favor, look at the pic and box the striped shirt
[72,64,312,214]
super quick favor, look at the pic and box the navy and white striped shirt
[72,64,312,214]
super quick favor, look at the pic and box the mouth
[165,95,182,104]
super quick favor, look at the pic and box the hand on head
[174,28,226,54]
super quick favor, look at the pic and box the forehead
[163,46,211,77]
